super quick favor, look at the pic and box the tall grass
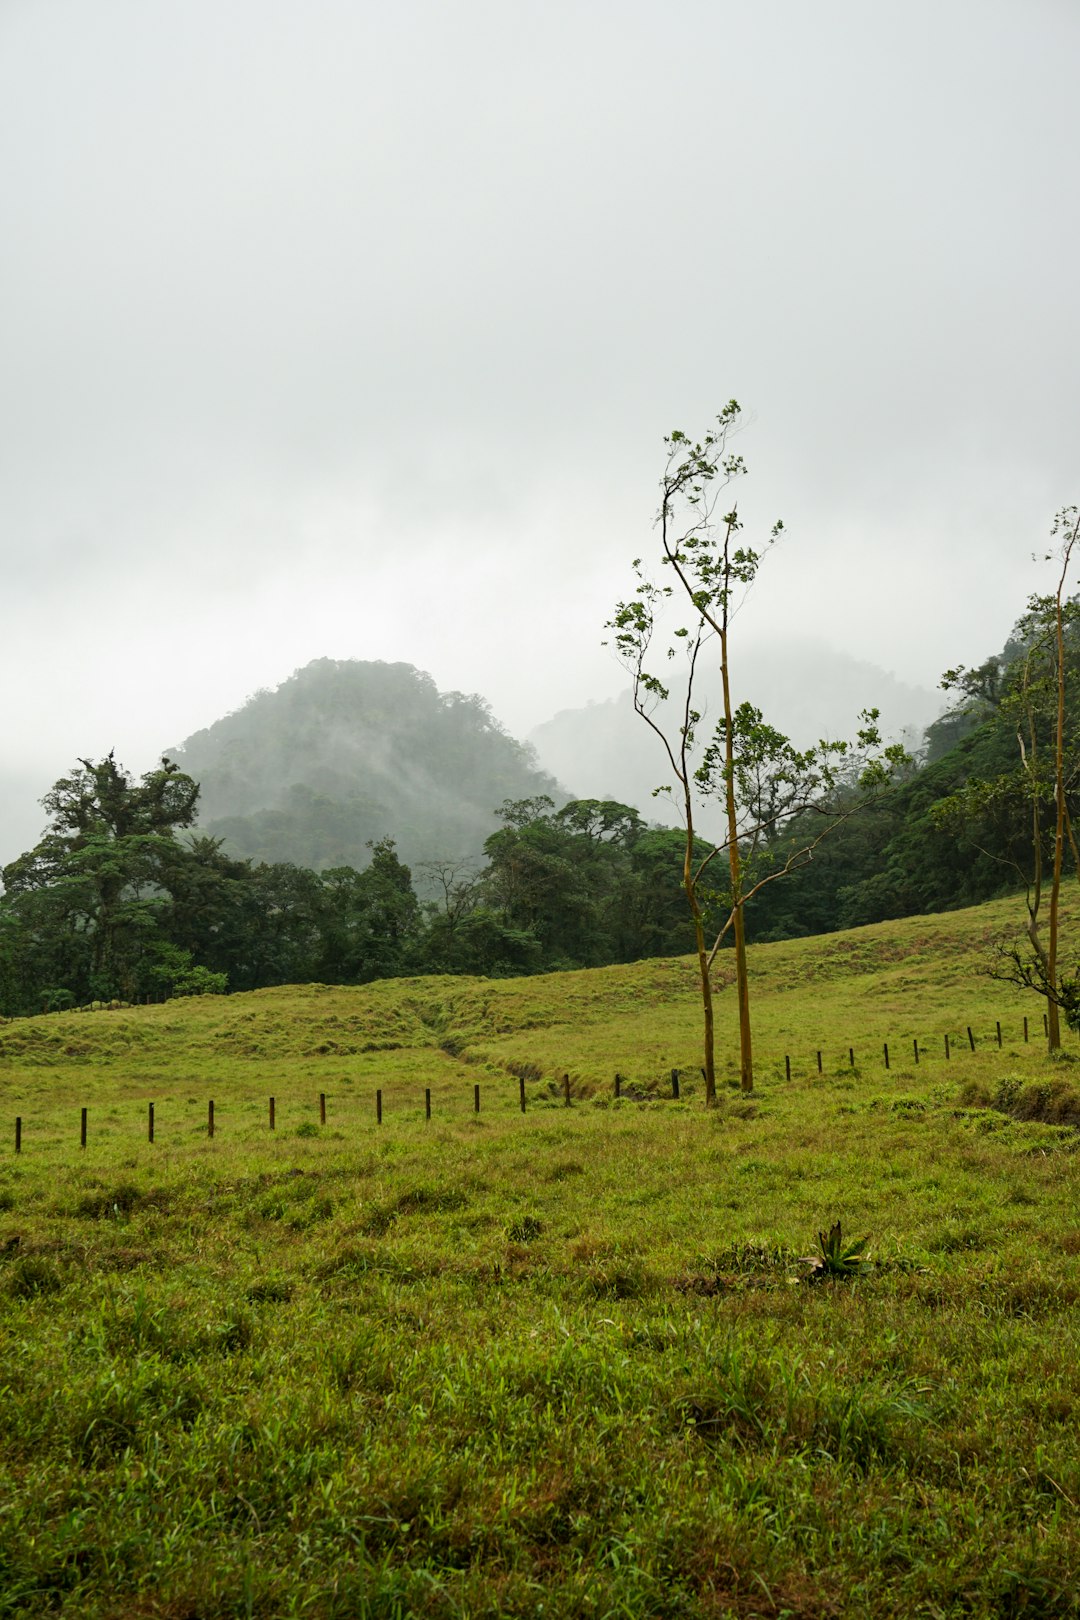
[1,892,1079,1616]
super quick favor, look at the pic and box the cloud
[0,0,1077,858]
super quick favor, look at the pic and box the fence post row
[5,1017,1054,1154]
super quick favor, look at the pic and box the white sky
[2,0,1078,859]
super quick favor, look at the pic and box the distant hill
[166,659,566,873]
[528,636,943,833]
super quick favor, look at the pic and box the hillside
[166,658,566,873]
[2,892,1079,1618]
[4,885,1076,1098]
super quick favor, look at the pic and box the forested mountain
[167,659,565,873]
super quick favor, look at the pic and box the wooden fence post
[319,1092,326,1126]
[996,1020,1002,1048]
[564,1073,571,1106]
[671,1068,680,1098]
[519,1076,526,1114]
[848,1047,855,1068]
[784,1055,791,1081]
[148,1102,154,1143]
[208,1100,215,1138]
[376,1089,383,1125]
[945,1034,950,1060]
[474,1083,481,1114]
[614,1073,622,1098]
[425,1087,431,1121]
[883,1043,889,1071]
[816,1050,822,1073]
[80,1106,87,1149]
[967,1026,976,1051]
[913,1039,919,1065]
[15,1117,21,1154]
[269,1096,275,1130]
[1024,1016,1029,1043]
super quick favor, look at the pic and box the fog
[2,0,1077,865]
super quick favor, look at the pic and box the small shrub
[800,1220,871,1280]
[507,1215,543,1243]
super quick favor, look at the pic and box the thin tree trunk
[686,877,716,1105]
[719,624,753,1092]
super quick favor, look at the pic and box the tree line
[3,593,1079,1021]
[0,758,697,1015]
[3,587,1076,1025]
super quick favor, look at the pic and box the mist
[1,0,1077,867]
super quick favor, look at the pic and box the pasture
[1,891,1079,1618]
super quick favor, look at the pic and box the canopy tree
[1,754,202,1002]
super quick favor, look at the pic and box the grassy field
[2,892,1079,1618]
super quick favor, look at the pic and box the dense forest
[0,758,693,1011]
[0,611,1076,1016]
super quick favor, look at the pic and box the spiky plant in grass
[800,1221,871,1280]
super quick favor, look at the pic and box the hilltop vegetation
[2,900,1079,1617]
[167,659,564,873]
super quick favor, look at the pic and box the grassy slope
[1,893,1079,1618]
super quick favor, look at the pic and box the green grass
[2,892,1080,1617]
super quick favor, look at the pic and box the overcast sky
[2,0,1077,859]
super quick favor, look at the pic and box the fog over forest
[1,2,1076,875]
